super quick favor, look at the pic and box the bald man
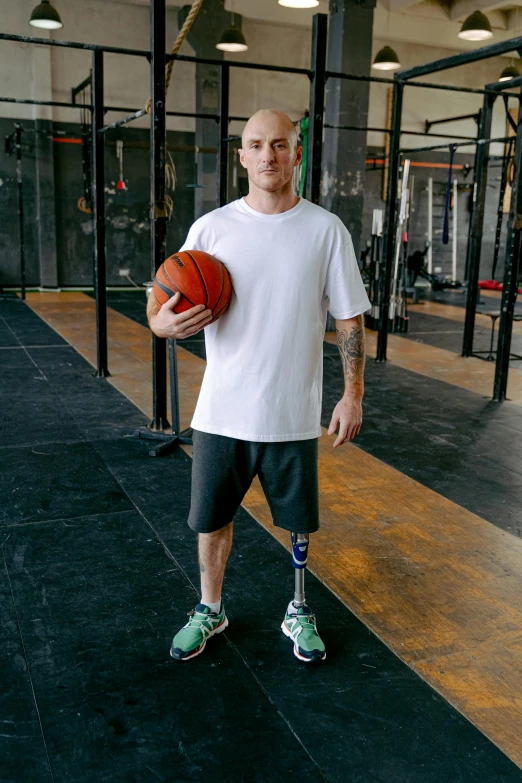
[148,109,370,663]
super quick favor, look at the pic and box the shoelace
[183,610,217,640]
[287,614,317,639]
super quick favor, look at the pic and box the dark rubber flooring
[2,302,522,781]
[103,291,522,539]
[400,310,522,364]
[421,290,492,309]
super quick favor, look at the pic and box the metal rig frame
[4,124,25,300]
[380,38,522,402]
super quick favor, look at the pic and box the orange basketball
[153,250,232,325]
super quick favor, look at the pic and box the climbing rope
[145,0,205,115]
[165,150,176,219]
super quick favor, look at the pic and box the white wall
[0,1,47,120]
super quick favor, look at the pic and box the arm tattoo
[336,315,365,393]
[200,563,206,573]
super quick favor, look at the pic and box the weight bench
[406,279,430,305]
[473,309,522,362]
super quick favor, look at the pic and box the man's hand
[327,395,362,448]
[148,292,213,339]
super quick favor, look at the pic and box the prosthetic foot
[281,533,326,663]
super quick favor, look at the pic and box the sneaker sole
[170,617,229,661]
[281,620,326,663]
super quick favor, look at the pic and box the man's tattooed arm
[335,314,366,398]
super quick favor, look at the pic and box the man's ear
[238,149,247,169]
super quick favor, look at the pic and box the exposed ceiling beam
[387,0,426,12]
[225,0,329,27]
[503,5,522,30]
[449,0,520,23]
[103,0,329,27]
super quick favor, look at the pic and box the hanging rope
[145,0,205,115]
[165,150,176,220]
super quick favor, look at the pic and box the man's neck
[244,188,300,215]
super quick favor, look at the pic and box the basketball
[153,250,232,325]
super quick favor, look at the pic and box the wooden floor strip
[409,299,522,335]
[325,330,522,407]
[25,292,522,768]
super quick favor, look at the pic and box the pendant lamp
[29,0,63,29]
[372,45,401,71]
[216,26,248,52]
[499,64,520,82]
[458,11,493,41]
[216,5,248,53]
[278,0,320,7]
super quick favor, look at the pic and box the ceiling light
[499,64,520,82]
[372,46,401,71]
[29,0,63,29]
[216,26,248,53]
[278,0,320,7]
[458,11,493,41]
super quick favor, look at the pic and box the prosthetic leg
[291,532,309,606]
[281,533,326,662]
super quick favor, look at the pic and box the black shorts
[188,429,320,534]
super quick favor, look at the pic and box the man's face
[238,114,302,194]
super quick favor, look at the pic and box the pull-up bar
[400,136,511,155]
[0,31,151,57]
[324,122,477,142]
[99,108,219,133]
[425,112,480,134]
[0,96,90,110]
[326,68,500,96]
[398,35,522,80]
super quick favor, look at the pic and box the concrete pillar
[31,33,58,288]
[322,0,376,260]
[33,120,58,288]
[179,0,238,218]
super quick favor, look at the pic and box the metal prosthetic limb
[291,533,309,607]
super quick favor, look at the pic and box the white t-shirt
[179,197,370,442]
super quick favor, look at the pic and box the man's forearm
[146,293,160,327]
[335,314,365,399]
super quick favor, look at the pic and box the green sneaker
[170,603,228,661]
[281,602,326,663]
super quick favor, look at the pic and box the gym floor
[2,291,522,782]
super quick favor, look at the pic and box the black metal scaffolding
[495,80,522,400]
[379,36,522,400]
[91,50,109,378]
[307,14,327,205]
[462,92,495,359]
[150,0,169,432]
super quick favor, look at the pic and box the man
[147,109,370,663]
